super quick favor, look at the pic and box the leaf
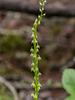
[65,95,75,100]
[62,69,75,95]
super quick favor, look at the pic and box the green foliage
[30,0,46,100]
[65,95,75,100]
[0,85,14,100]
[62,69,75,100]
[55,82,62,88]
[47,80,52,87]
[0,34,25,53]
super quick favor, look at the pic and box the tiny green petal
[31,67,35,72]
[36,49,39,52]
[38,72,42,76]
[44,0,46,3]
[38,56,41,60]
[37,45,40,49]
[38,21,40,25]
[35,18,38,23]
[42,8,44,10]
[32,28,35,31]
[39,2,42,5]
[31,82,36,88]
[31,62,35,66]
[30,53,34,57]
[31,33,34,38]
[34,76,36,80]
[38,87,40,91]
[34,94,37,99]
[31,93,35,98]
[38,83,42,87]
[35,68,38,71]
[33,55,36,58]
[38,15,40,18]
[32,40,34,43]
[40,9,42,12]
[30,48,34,52]
[35,40,38,43]
[43,13,46,16]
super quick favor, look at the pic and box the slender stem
[31,0,46,100]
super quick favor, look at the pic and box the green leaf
[62,69,75,95]
[65,95,75,100]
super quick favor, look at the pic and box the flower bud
[31,67,35,72]
[31,82,36,88]
[39,2,42,5]
[38,87,40,91]
[32,28,35,31]
[37,56,41,61]
[31,33,34,38]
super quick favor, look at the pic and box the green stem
[31,0,46,100]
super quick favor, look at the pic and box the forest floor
[0,0,75,100]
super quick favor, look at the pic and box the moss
[0,34,26,53]
[0,85,14,100]
[0,64,25,75]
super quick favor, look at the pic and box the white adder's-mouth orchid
[30,0,46,100]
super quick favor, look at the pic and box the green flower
[30,0,46,100]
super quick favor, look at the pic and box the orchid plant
[30,0,46,100]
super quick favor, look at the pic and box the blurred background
[0,0,75,100]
